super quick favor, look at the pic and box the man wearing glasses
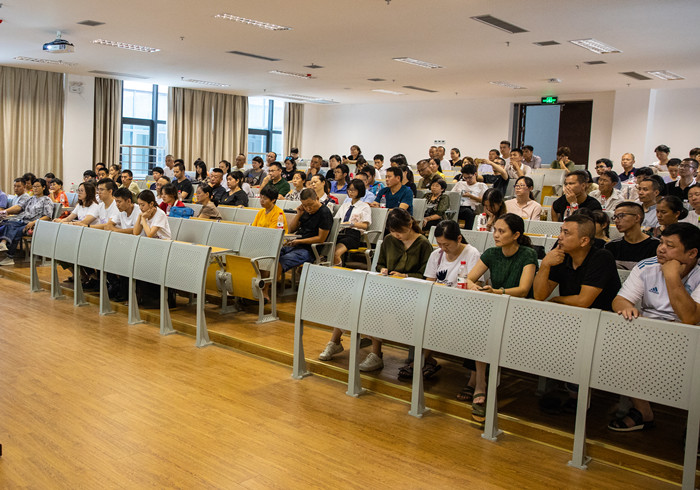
[590,171,625,212]
[605,202,659,270]
[665,158,697,200]
[593,158,621,189]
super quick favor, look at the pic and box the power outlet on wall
[433,139,445,145]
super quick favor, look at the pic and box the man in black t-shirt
[173,162,193,203]
[551,171,602,222]
[605,202,659,269]
[279,188,333,272]
[209,168,228,204]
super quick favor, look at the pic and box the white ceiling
[1,0,699,104]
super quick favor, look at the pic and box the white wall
[62,74,95,189]
[647,88,700,162]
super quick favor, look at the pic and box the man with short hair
[685,184,700,225]
[690,148,700,162]
[416,159,439,190]
[666,158,681,183]
[590,170,624,212]
[605,202,659,269]
[120,170,141,202]
[306,155,325,181]
[499,140,511,165]
[235,154,246,170]
[437,146,451,172]
[265,151,277,171]
[173,162,193,202]
[370,167,413,215]
[617,153,638,183]
[550,171,602,222]
[108,188,141,234]
[652,144,671,171]
[452,164,487,230]
[594,158,616,185]
[96,168,109,180]
[505,148,531,179]
[666,157,697,200]
[280,188,333,272]
[155,177,170,204]
[373,154,386,180]
[150,166,164,190]
[163,154,175,179]
[79,178,119,228]
[362,166,383,196]
[260,162,290,199]
[609,223,700,432]
[522,145,542,169]
[208,168,228,203]
[83,170,97,183]
[428,146,438,160]
[637,178,660,228]
[355,172,377,203]
[477,149,501,176]
[11,178,29,209]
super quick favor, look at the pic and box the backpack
[169,206,194,219]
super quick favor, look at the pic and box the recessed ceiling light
[402,85,438,93]
[393,57,443,69]
[181,77,230,87]
[77,20,105,27]
[14,56,76,66]
[214,14,291,31]
[92,39,160,52]
[583,60,607,65]
[620,71,652,81]
[489,80,527,89]
[470,15,528,34]
[228,50,280,61]
[646,70,685,81]
[372,89,405,95]
[269,94,338,104]
[269,70,313,79]
[548,78,561,84]
[569,38,621,54]
[533,40,560,46]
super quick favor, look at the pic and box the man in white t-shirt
[452,164,488,230]
[499,140,511,166]
[504,148,532,180]
[107,188,141,234]
[437,146,451,172]
[163,154,175,180]
[373,154,387,180]
[609,223,700,432]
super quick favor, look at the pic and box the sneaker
[0,256,14,266]
[319,341,344,361]
[359,352,384,372]
[0,242,7,252]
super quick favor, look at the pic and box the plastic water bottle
[456,261,468,289]
[380,196,387,208]
[564,206,572,219]
[477,213,487,231]
[70,182,76,192]
[277,214,285,229]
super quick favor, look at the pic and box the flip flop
[472,393,487,422]
[457,385,475,402]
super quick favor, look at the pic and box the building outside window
[248,97,283,163]
[121,81,167,178]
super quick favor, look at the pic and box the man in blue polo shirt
[369,166,413,215]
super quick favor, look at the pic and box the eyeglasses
[612,213,633,220]
[679,163,695,169]
[513,184,528,189]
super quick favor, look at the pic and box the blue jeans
[0,220,27,255]
[279,246,313,272]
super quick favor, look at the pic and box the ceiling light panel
[569,38,621,54]
[372,89,405,95]
[489,80,527,89]
[620,71,652,81]
[228,50,280,61]
[533,41,560,46]
[402,85,438,93]
[14,56,76,66]
[90,70,150,79]
[92,39,160,52]
[470,15,528,34]
[181,77,230,87]
[269,70,313,79]
[646,70,685,80]
[583,60,607,65]
[393,57,443,69]
[77,20,105,26]
[214,14,291,31]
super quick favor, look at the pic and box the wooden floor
[0,271,678,488]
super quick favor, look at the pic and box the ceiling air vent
[89,70,150,79]
[470,15,528,34]
[533,41,560,46]
[77,20,105,27]
[228,50,280,61]
[402,85,437,93]
[620,71,652,81]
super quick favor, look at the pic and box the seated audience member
[358,208,433,372]
[281,157,297,182]
[481,188,506,231]
[195,184,222,220]
[354,172,377,203]
[194,160,209,185]
[55,182,99,226]
[244,156,267,187]
[666,158,698,200]
[429,159,445,179]
[77,179,118,227]
[158,183,185,215]
[134,190,171,239]
[280,187,333,272]
[149,167,164,190]
[155,176,170,204]
[400,165,418,197]
[96,167,109,181]
[120,169,141,201]
[416,159,439,190]
[260,161,291,199]
[666,158,681,182]
[593,158,615,185]
[617,153,638,185]
[464,213,538,420]
[606,202,659,269]
[108,164,122,185]
[332,179,372,266]
[0,186,7,210]
[330,164,350,194]
[453,157,475,181]
[172,161,193,203]
[422,178,450,232]
[389,153,408,169]
[252,185,288,232]
[49,178,69,208]
[652,144,671,171]
[621,166,654,201]
[106,188,141,234]
[637,178,661,228]
[284,171,307,201]
[585,170,598,193]
[436,146,451,172]
[218,160,232,189]
[685,184,700,225]
[0,178,53,265]
[591,210,611,246]
[374,154,387,180]
[649,195,687,238]
[477,157,509,194]
[362,166,384,196]
[505,148,532,179]
[305,154,326,181]
[522,145,542,169]
[309,174,338,206]
[505,176,542,220]
[449,148,462,168]
[499,141,511,165]
[220,171,249,207]
[589,170,624,212]
[477,149,500,176]
[10,178,30,209]
[550,171,602,222]
[370,167,414,215]
[343,144,367,168]
[163,156,175,179]
[83,170,97,184]
[208,168,228,204]
[550,146,575,173]
[452,164,487,230]
[609,223,700,432]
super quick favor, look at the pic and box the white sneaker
[359,352,384,372]
[0,242,7,252]
[319,341,344,361]
[0,257,14,266]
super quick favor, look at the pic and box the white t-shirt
[140,207,171,240]
[74,202,100,221]
[96,200,119,225]
[617,257,700,322]
[504,162,532,180]
[439,159,452,172]
[163,166,175,180]
[110,206,141,230]
[334,200,372,226]
[424,244,481,287]
[375,167,387,180]
[452,181,488,208]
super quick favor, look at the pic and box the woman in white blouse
[54,182,99,225]
[504,176,542,221]
[332,179,372,267]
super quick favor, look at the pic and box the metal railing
[119,144,165,179]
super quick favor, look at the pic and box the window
[248,97,283,163]
[121,82,167,178]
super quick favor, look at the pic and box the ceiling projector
[43,31,74,53]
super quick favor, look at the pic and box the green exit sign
[541,96,558,104]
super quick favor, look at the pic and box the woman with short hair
[220,171,249,207]
[422,178,450,232]
[332,179,372,267]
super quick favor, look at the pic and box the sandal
[397,363,413,381]
[457,385,475,402]
[608,407,654,432]
[422,358,441,380]
[472,393,487,422]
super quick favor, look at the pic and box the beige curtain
[168,87,247,168]
[0,66,64,193]
[93,78,123,168]
[284,102,304,157]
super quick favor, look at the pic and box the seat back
[77,228,111,269]
[504,179,515,198]
[176,218,213,244]
[133,238,172,283]
[460,230,489,252]
[238,226,283,272]
[331,193,347,204]
[184,203,202,217]
[248,198,261,208]
[617,269,631,284]
[103,233,140,276]
[609,225,622,240]
[281,200,301,211]
[235,208,259,224]
[366,208,389,244]
[315,217,341,263]
[54,225,84,263]
[423,288,509,363]
[525,220,561,236]
[445,191,461,221]
[217,206,238,222]
[207,221,246,253]
[168,217,183,237]
[412,198,426,222]
[357,274,432,345]
[66,192,78,206]
[527,234,547,248]
[499,297,601,383]
[165,242,211,294]
[370,239,382,271]
[31,220,60,258]
[543,195,558,207]
[51,202,63,219]
[533,168,566,187]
